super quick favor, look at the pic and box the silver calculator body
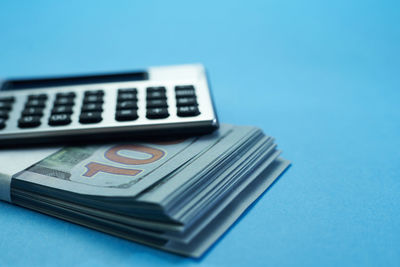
[0,64,219,146]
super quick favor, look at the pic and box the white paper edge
[0,147,60,202]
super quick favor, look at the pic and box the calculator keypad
[147,108,169,119]
[81,103,103,112]
[0,96,16,103]
[22,107,44,116]
[80,111,102,124]
[146,87,167,100]
[85,90,104,97]
[52,106,73,114]
[80,90,104,124]
[28,94,47,101]
[18,94,47,128]
[175,85,197,98]
[2,85,205,130]
[118,89,137,101]
[18,115,42,128]
[83,95,104,104]
[116,109,138,121]
[146,87,169,119]
[0,110,9,119]
[8,85,202,128]
[25,100,46,108]
[177,106,200,117]
[147,99,168,108]
[0,102,13,110]
[115,88,138,122]
[49,92,75,127]
[49,114,72,126]
[0,96,14,128]
[117,101,138,110]
[0,118,6,129]
[175,85,200,117]
[54,97,74,106]
[56,92,76,98]
[176,97,197,106]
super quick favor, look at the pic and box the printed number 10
[83,144,165,177]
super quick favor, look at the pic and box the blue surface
[1,1,399,266]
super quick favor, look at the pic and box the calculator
[0,64,219,146]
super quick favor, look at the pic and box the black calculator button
[22,107,44,116]
[118,88,137,94]
[18,116,41,128]
[48,114,72,126]
[117,101,138,110]
[28,94,48,101]
[146,91,166,100]
[175,85,195,90]
[54,97,75,106]
[52,105,74,114]
[176,97,197,106]
[0,110,9,119]
[116,109,138,121]
[117,93,137,101]
[83,95,104,104]
[56,92,76,98]
[79,112,102,124]
[177,106,200,117]
[0,102,13,110]
[0,118,6,129]
[25,99,46,108]
[147,99,168,108]
[0,96,15,103]
[147,86,166,93]
[84,90,104,97]
[81,103,103,112]
[175,88,196,98]
[146,108,169,119]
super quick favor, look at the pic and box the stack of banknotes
[0,124,289,257]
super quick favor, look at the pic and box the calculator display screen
[1,71,148,91]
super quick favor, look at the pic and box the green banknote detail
[24,139,197,189]
[28,146,98,180]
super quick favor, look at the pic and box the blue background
[0,1,399,266]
